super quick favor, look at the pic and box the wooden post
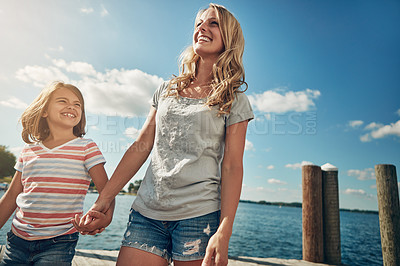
[375,164,400,266]
[302,165,324,263]
[321,163,341,265]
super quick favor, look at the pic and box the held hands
[202,231,230,266]
[71,198,113,235]
[71,210,108,235]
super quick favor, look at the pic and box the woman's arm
[0,171,23,229]
[203,120,249,266]
[90,107,157,213]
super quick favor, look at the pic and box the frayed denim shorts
[121,209,220,262]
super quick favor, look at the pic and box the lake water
[0,192,383,265]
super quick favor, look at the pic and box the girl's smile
[43,87,82,130]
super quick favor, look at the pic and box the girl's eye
[196,22,202,27]
[210,21,219,26]
[75,104,81,107]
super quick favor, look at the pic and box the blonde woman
[0,82,114,265]
[75,3,253,266]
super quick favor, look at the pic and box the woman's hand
[202,231,230,266]
[71,210,109,235]
[71,197,114,235]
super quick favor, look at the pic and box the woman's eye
[210,21,219,26]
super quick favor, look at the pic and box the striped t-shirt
[13,138,106,240]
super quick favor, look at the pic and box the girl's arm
[202,120,249,266]
[72,163,116,234]
[88,107,157,213]
[0,171,23,229]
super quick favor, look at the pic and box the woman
[75,3,253,266]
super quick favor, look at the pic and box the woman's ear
[42,111,48,118]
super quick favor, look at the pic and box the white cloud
[124,127,140,140]
[370,120,400,139]
[52,59,97,76]
[268,178,287,185]
[248,88,320,113]
[361,120,400,142]
[342,188,374,199]
[100,5,109,17]
[360,134,371,142]
[365,122,383,130]
[245,139,255,151]
[49,46,64,52]
[348,120,364,128]
[15,57,164,116]
[80,7,94,14]
[267,165,274,170]
[285,161,313,170]
[347,168,375,180]
[0,97,28,110]
[396,109,400,116]
[16,65,69,87]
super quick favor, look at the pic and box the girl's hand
[71,210,108,235]
[202,231,230,266]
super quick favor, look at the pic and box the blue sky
[0,0,399,211]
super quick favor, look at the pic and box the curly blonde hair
[20,81,86,144]
[167,3,247,116]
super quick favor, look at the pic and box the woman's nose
[197,22,207,33]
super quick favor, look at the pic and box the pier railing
[302,163,341,265]
[375,164,400,266]
[302,163,399,266]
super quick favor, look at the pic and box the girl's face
[193,8,224,60]
[42,87,82,131]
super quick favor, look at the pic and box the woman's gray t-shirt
[132,81,254,221]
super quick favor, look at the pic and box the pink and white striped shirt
[13,138,106,240]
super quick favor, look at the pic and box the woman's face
[193,8,224,60]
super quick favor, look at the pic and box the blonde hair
[167,3,247,116]
[20,82,86,144]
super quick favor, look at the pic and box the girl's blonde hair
[167,3,247,116]
[20,82,86,144]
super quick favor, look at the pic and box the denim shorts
[121,209,220,262]
[1,231,79,265]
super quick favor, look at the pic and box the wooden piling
[321,163,341,265]
[375,164,400,266]
[302,165,324,263]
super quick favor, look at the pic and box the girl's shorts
[1,231,78,265]
[121,209,220,262]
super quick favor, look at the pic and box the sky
[0,0,399,211]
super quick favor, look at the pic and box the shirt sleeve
[225,92,254,127]
[152,81,169,109]
[84,139,106,171]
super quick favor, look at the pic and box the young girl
[75,3,253,266]
[0,82,114,265]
